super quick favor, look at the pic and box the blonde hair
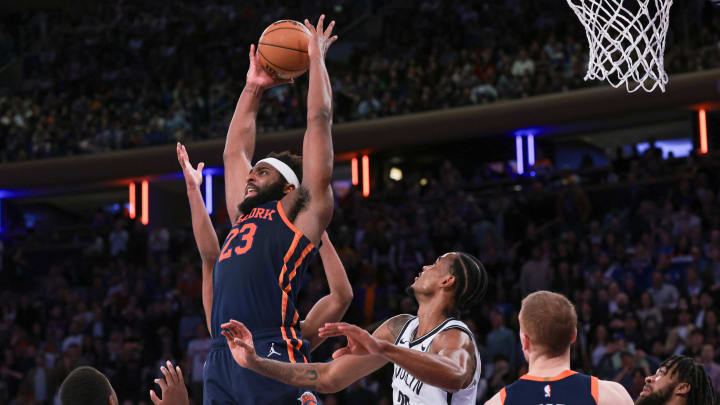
[519,291,577,357]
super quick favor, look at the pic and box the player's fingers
[150,389,161,405]
[160,365,174,385]
[324,20,335,37]
[249,44,255,61]
[230,320,250,333]
[235,338,253,351]
[332,347,349,359]
[221,330,234,345]
[304,19,314,33]
[197,162,205,173]
[318,329,343,338]
[316,14,325,33]
[154,377,168,392]
[165,361,178,384]
[175,365,185,385]
[327,35,339,48]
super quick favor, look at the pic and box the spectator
[186,324,211,405]
[108,220,129,258]
[519,246,552,297]
[648,271,679,311]
[700,344,720,391]
[485,311,517,367]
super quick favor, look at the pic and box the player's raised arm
[221,315,412,393]
[290,15,338,245]
[178,143,219,334]
[300,231,353,350]
[320,322,477,392]
[223,45,291,221]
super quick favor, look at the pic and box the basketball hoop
[567,0,674,93]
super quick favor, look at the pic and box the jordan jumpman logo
[267,342,281,357]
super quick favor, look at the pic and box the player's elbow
[445,370,472,392]
[307,108,332,124]
[331,286,353,310]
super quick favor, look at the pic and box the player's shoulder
[373,314,415,341]
[596,378,633,405]
[483,389,504,405]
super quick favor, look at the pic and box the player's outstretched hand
[319,322,382,358]
[246,44,293,91]
[150,360,189,405]
[304,14,338,60]
[221,319,258,367]
[176,143,203,190]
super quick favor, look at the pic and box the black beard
[405,285,415,297]
[635,383,675,405]
[238,180,286,216]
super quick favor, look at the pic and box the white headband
[256,157,300,188]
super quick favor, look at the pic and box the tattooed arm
[221,315,412,393]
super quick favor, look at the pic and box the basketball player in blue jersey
[485,291,633,405]
[220,252,489,405]
[202,15,338,404]
[177,142,352,347]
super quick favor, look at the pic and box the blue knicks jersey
[211,200,317,362]
[499,370,599,405]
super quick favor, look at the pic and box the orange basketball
[257,20,311,80]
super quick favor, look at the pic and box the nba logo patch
[299,391,317,405]
[544,384,551,398]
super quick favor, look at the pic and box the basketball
[257,20,311,80]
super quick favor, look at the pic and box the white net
[567,0,674,93]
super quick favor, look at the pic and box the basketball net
[567,0,674,93]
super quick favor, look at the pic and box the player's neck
[527,351,571,378]
[415,300,451,338]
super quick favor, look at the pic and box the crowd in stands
[2,142,720,404]
[0,0,719,162]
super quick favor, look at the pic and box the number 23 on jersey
[219,223,257,262]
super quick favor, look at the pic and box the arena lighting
[0,199,3,233]
[128,183,136,219]
[351,157,359,186]
[515,135,524,174]
[205,174,213,215]
[699,109,708,154]
[362,155,370,197]
[389,167,403,181]
[141,180,149,226]
[528,134,535,167]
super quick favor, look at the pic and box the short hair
[660,355,716,405]
[59,366,113,405]
[448,253,488,317]
[266,151,302,184]
[519,291,577,357]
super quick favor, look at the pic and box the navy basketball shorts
[203,332,314,404]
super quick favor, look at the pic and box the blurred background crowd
[3,144,720,404]
[0,0,718,161]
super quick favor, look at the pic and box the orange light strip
[128,183,136,219]
[362,155,370,197]
[141,180,149,225]
[351,157,359,186]
[699,109,708,154]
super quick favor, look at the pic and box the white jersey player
[219,252,489,405]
